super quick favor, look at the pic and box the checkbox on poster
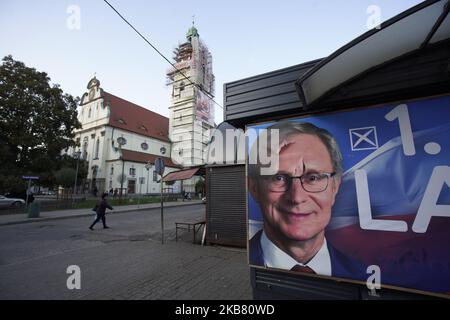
[349,126,379,151]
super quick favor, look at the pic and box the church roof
[103,91,170,142]
[186,25,199,41]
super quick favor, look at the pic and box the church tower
[167,24,215,167]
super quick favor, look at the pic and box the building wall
[105,159,181,195]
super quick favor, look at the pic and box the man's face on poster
[250,133,341,244]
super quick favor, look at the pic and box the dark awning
[296,0,450,109]
[162,167,205,182]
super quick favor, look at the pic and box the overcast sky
[0,0,423,124]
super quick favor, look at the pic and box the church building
[70,76,181,196]
[68,24,215,196]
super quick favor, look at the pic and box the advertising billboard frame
[246,93,450,299]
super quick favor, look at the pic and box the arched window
[88,108,92,118]
[82,137,88,160]
[95,139,100,159]
[179,82,185,91]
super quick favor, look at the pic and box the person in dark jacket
[89,193,113,230]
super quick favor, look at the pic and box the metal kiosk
[220,0,450,299]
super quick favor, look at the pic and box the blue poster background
[247,95,450,294]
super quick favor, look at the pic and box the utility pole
[73,151,81,205]
[117,137,127,202]
[145,161,151,195]
[155,158,165,244]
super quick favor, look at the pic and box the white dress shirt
[260,230,332,276]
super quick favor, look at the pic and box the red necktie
[290,264,316,274]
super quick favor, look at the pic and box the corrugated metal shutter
[206,165,246,247]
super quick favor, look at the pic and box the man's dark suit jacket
[249,230,366,281]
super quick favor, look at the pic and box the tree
[54,168,77,188]
[195,178,205,195]
[165,180,175,186]
[0,55,81,193]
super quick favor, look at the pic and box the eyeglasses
[261,172,336,193]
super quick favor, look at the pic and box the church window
[95,139,100,159]
[82,137,88,160]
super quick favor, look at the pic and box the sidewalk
[0,200,203,226]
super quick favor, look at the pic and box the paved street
[0,204,252,300]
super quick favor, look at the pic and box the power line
[103,0,223,110]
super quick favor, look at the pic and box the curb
[0,202,204,226]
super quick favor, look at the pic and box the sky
[0,0,424,124]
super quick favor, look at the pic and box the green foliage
[59,154,88,187]
[0,55,82,193]
[195,178,205,194]
[0,174,26,194]
[165,179,175,186]
[54,167,76,188]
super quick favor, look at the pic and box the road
[0,205,252,300]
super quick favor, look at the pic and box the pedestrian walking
[89,192,113,230]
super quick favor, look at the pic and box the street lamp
[73,150,82,202]
[117,137,127,199]
[145,161,151,195]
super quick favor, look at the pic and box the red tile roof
[163,167,201,182]
[103,91,169,142]
[121,149,180,168]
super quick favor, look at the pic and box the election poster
[247,94,450,296]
